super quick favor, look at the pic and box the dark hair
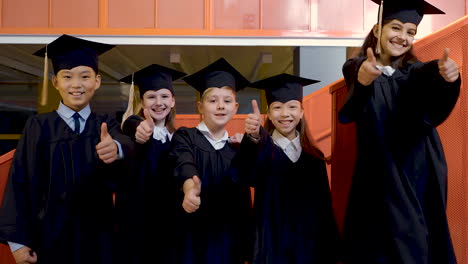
[264,114,325,160]
[359,19,418,68]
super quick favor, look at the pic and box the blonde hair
[200,86,237,102]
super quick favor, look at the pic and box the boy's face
[198,87,238,131]
[52,66,101,112]
[267,100,303,140]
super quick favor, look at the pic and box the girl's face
[142,88,175,125]
[53,66,101,112]
[375,19,417,64]
[267,100,304,140]
[198,87,239,130]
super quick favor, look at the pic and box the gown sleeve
[103,114,135,160]
[338,56,374,124]
[169,128,199,185]
[407,60,461,127]
[0,117,42,247]
[122,115,144,141]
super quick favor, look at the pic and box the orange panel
[213,0,260,29]
[0,242,15,264]
[262,0,309,30]
[318,0,364,32]
[51,0,98,28]
[108,0,154,28]
[2,0,48,27]
[158,0,204,29]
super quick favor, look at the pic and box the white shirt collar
[153,126,172,143]
[376,65,396,76]
[272,129,302,163]
[57,102,91,120]
[196,121,229,150]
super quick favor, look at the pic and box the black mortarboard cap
[371,0,444,25]
[120,64,186,97]
[183,58,249,95]
[33,34,115,74]
[250,73,319,104]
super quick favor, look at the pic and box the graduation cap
[120,64,186,97]
[250,73,320,104]
[33,34,115,106]
[34,34,115,75]
[372,0,444,54]
[183,58,250,95]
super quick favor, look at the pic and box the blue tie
[72,112,81,134]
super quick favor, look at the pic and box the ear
[197,101,203,114]
[52,75,58,90]
[94,74,102,91]
[299,107,304,120]
[233,102,239,115]
[170,96,176,108]
[372,24,379,38]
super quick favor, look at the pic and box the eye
[407,30,416,36]
[224,100,232,103]
[82,75,90,79]
[162,95,169,99]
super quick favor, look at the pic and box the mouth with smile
[152,107,167,115]
[278,119,293,127]
[390,40,408,49]
[69,91,84,97]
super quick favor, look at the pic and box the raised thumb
[251,99,260,116]
[143,109,154,125]
[100,122,109,141]
[366,47,377,65]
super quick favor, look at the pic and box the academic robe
[116,115,177,264]
[169,127,252,264]
[237,128,340,264]
[339,57,460,264]
[0,111,133,264]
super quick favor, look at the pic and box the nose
[71,77,81,88]
[155,97,162,105]
[217,101,225,110]
[280,107,289,117]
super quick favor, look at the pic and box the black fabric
[250,73,319,104]
[115,115,178,264]
[370,0,444,25]
[183,58,249,94]
[33,34,114,74]
[0,111,134,264]
[119,64,186,97]
[235,127,340,264]
[169,127,252,264]
[339,56,460,264]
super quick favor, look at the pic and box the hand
[438,48,459,83]
[229,133,244,144]
[96,123,118,164]
[245,100,261,138]
[357,48,382,86]
[13,246,37,264]
[182,176,201,213]
[135,109,155,144]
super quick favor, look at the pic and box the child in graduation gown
[0,35,134,264]
[117,64,186,263]
[338,0,461,263]
[238,74,340,264]
[169,58,252,264]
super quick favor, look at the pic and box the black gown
[117,115,177,264]
[169,127,252,264]
[339,57,460,264]
[237,127,340,264]
[0,111,133,264]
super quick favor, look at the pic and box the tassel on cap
[40,45,48,106]
[376,0,384,55]
[121,72,135,128]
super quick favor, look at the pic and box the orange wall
[0,0,464,38]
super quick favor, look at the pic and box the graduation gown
[339,57,460,264]
[117,115,177,263]
[169,127,252,264]
[237,128,340,264]
[0,111,133,264]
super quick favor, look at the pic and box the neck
[155,119,165,128]
[205,122,226,140]
[377,54,391,66]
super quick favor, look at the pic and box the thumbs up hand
[438,48,459,83]
[245,100,261,138]
[182,176,202,213]
[358,48,382,86]
[135,109,155,144]
[96,122,118,164]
